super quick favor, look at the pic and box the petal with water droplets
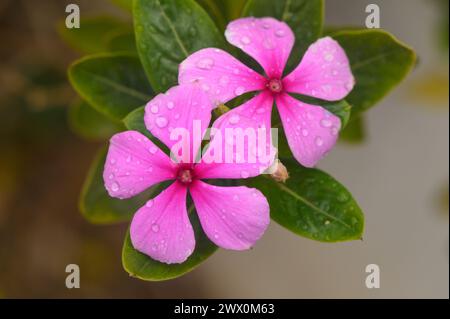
[144,84,212,163]
[276,93,341,167]
[130,182,195,264]
[195,92,275,179]
[190,181,270,250]
[284,37,355,101]
[178,48,266,106]
[225,17,294,78]
[103,131,176,199]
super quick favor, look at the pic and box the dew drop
[149,146,157,154]
[241,36,251,45]
[219,75,230,86]
[321,119,332,128]
[146,200,154,208]
[241,171,250,178]
[151,223,159,233]
[275,29,286,37]
[256,107,266,114]
[331,126,339,136]
[150,105,159,114]
[156,116,168,128]
[110,158,116,165]
[229,114,240,125]
[111,182,120,192]
[324,53,334,62]
[315,136,324,147]
[301,129,309,137]
[234,86,245,96]
[196,58,214,70]
[167,101,175,109]
[108,173,114,180]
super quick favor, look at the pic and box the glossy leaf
[122,207,218,281]
[80,148,165,224]
[68,100,124,141]
[133,0,225,92]
[243,0,323,73]
[68,53,153,121]
[196,0,228,31]
[58,16,128,54]
[332,29,416,116]
[107,32,137,53]
[340,115,366,144]
[247,160,364,242]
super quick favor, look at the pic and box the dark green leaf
[68,53,153,121]
[196,0,228,31]
[247,160,364,242]
[332,29,416,116]
[58,16,128,54]
[80,148,164,224]
[107,31,137,53]
[68,100,124,141]
[110,0,133,12]
[122,208,217,281]
[340,115,366,144]
[243,0,323,73]
[133,0,225,92]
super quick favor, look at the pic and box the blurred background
[0,0,448,298]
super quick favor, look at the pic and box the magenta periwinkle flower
[103,84,273,264]
[179,17,355,167]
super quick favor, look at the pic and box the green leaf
[58,16,128,54]
[80,147,164,224]
[247,160,364,242]
[243,0,323,73]
[196,0,228,31]
[110,0,133,12]
[68,53,153,121]
[332,29,416,116]
[68,99,124,141]
[340,115,366,144]
[107,31,137,53]
[133,0,225,92]
[122,208,217,281]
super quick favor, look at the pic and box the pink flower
[179,17,355,167]
[103,84,272,264]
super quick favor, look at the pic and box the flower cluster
[103,17,354,264]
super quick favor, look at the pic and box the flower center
[267,78,283,93]
[177,167,195,185]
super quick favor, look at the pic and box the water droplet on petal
[151,223,159,233]
[315,136,324,147]
[275,29,286,37]
[229,114,240,125]
[149,146,158,154]
[219,75,230,86]
[331,126,339,136]
[241,36,251,45]
[301,129,309,137]
[110,158,116,165]
[256,107,266,114]
[324,53,334,62]
[241,171,249,178]
[196,57,214,70]
[235,86,245,96]
[167,101,175,109]
[108,173,114,180]
[146,200,154,208]
[321,119,332,128]
[111,182,120,192]
[150,105,159,114]
[156,116,168,128]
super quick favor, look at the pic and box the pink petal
[225,17,294,79]
[130,182,195,264]
[103,131,176,199]
[144,84,212,163]
[179,48,266,106]
[283,36,355,101]
[276,93,341,167]
[195,92,276,179]
[190,180,270,250]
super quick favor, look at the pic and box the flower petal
[195,92,276,179]
[190,180,270,250]
[225,17,294,78]
[179,48,266,106]
[144,84,212,163]
[103,131,176,199]
[284,37,355,101]
[276,93,341,167]
[130,182,195,264]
